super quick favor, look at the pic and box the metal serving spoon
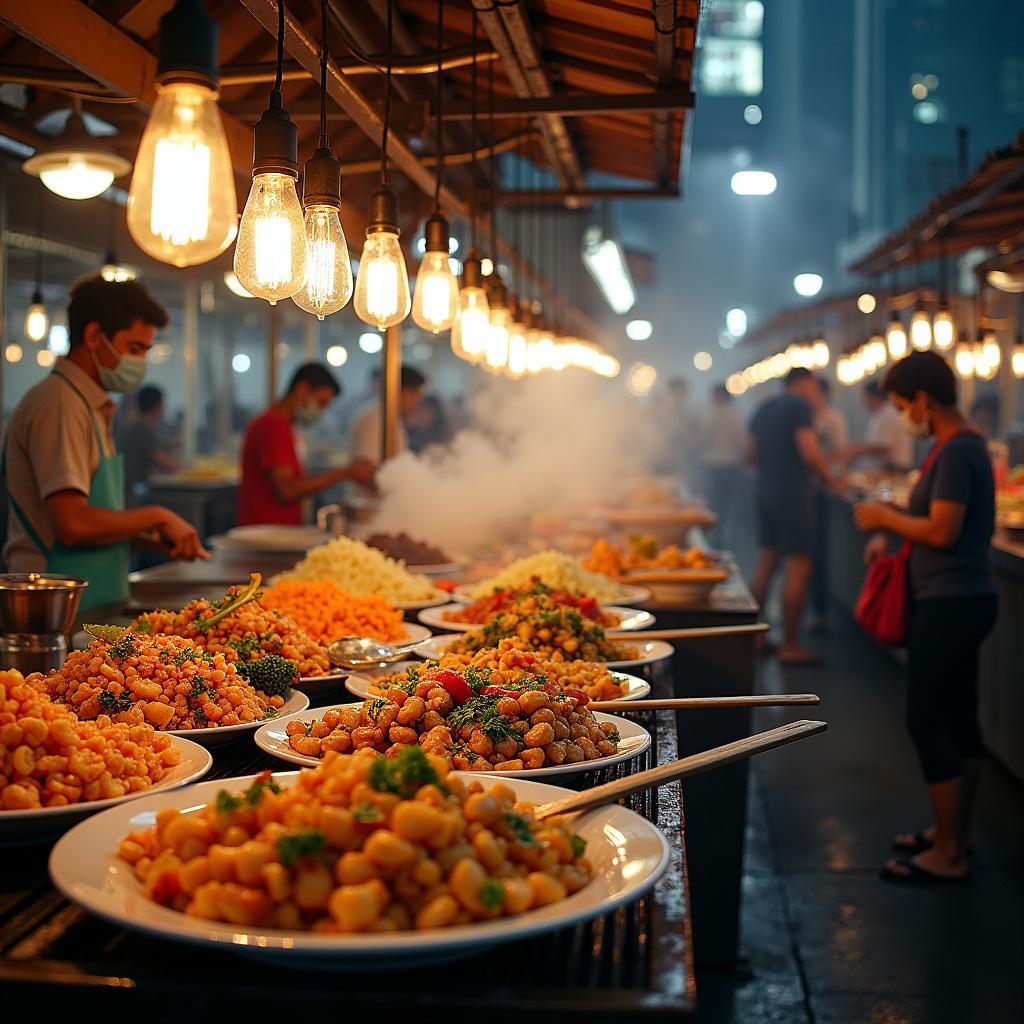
[327,635,427,670]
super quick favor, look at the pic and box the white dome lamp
[23,100,130,201]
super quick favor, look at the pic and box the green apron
[4,370,130,611]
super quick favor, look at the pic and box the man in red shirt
[238,363,376,526]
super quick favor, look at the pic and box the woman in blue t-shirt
[854,351,997,885]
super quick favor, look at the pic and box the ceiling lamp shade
[23,106,130,200]
[127,0,237,267]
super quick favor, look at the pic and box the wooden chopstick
[588,693,820,711]
[606,622,771,640]
[534,719,828,819]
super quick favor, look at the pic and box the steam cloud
[365,373,668,555]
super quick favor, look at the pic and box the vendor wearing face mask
[3,275,207,610]
[238,362,376,526]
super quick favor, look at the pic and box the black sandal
[879,857,970,885]
[891,831,974,856]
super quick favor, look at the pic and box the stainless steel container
[0,573,88,675]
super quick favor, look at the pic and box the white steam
[365,373,665,555]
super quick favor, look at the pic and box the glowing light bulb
[932,307,955,350]
[954,343,974,379]
[982,331,1001,369]
[910,305,932,350]
[485,305,511,371]
[1012,344,1024,379]
[811,340,830,367]
[233,172,307,303]
[5,343,23,363]
[292,206,352,319]
[451,257,490,362]
[25,292,48,342]
[127,82,237,267]
[412,215,459,334]
[886,315,907,359]
[353,188,410,329]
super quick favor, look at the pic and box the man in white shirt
[347,366,425,492]
[845,381,913,472]
[700,384,747,547]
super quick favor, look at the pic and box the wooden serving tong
[607,622,771,640]
[535,719,828,820]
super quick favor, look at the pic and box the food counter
[0,661,697,1019]
[146,477,239,538]
[826,492,1024,784]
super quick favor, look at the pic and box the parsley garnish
[570,834,587,859]
[215,790,243,815]
[276,827,326,866]
[447,696,519,743]
[479,878,505,909]
[245,776,281,806]
[504,812,537,845]
[605,729,621,745]
[364,698,389,721]
[366,746,446,797]
[352,801,384,823]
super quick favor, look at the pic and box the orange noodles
[260,580,407,645]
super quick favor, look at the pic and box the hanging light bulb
[484,277,511,372]
[24,289,48,342]
[933,302,955,350]
[953,334,974,379]
[353,187,411,329]
[451,254,490,362]
[100,253,136,283]
[412,213,460,333]
[909,300,932,350]
[885,312,907,359]
[23,101,130,201]
[982,328,1001,369]
[292,149,352,319]
[127,0,237,267]
[233,2,307,304]
[1012,338,1024,379]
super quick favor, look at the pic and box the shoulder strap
[920,427,980,477]
[52,369,109,453]
[1,430,51,557]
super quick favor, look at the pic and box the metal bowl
[0,573,88,635]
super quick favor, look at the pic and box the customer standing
[748,368,838,663]
[117,385,180,506]
[844,380,913,472]
[807,377,849,630]
[700,384,747,548]
[855,352,996,883]
[2,275,206,609]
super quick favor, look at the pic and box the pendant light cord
[272,0,285,108]
[488,51,496,262]
[434,0,444,210]
[380,0,393,186]
[318,0,329,147]
[470,10,478,251]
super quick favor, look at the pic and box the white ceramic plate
[167,689,309,747]
[413,635,673,670]
[50,772,668,968]
[215,524,331,553]
[418,602,655,634]
[451,583,652,607]
[406,562,466,578]
[395,589,452,612]
[342,662,652,703]
[256,705,650,777]
[1,736,212,845]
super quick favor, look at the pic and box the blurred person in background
[656,376,701,490]
[700,384,747,548]
[117,385,179,507]
[3,275,205,609]
[348,366,426,483]
[748,368,839,664]
[238,362,376,526]
[407,394,453,452]
[808,377,849,630]
[843,380,913,472]
[855,352,996,884]
[969,393,1000,440]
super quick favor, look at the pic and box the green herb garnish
[367,746,446,797]
[570,834,587,859]
[352,801,384,823]
[504,812,537,845]
[276,827,326,866]
[479,878,505,909]
[215,790,243,815]
[364,698,389,722]
[245,776,281,806]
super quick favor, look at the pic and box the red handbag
[854,427,979,646]
[855,541,911,645]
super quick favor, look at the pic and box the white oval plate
[451,582,653,607]
[217,524,330,553]
[167,689,309,747]
[395,589,452,612]
[255,704,650,779]
[418,603,655,634]
[406,562,465,578]
[2,735,212,845]
[413,635,674,670]
[343,662,652,703]
[50,772,668,968]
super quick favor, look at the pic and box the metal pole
[0,162,6,435]
[182,277,198,463]
[382,324,401,460]
[304,316,318,361]
[267,303,280,405]
[218,319,233,453]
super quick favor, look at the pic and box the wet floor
[695,608,1024,1023]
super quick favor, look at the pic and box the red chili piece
[426,668,473,704]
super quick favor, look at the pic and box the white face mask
[900,405,931,439]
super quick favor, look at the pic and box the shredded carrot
[260,580,406,645]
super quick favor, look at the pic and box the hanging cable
[434,0,444,209]
[470,10,478,251]
[381,0,394,186]
[318,0,328,147]
[273,0,285,104]
[488,50,497,264]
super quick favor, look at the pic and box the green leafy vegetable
[235,654,298,698]
[570,834,587,859]
[215,790,243,815]
[479,878,505,909]
[367,746,446,797]
[352,801,384,823]
[245,775,281,806]
[504,812,537,845]
[277,827,326,866]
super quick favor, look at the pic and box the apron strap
[2,370,114,558]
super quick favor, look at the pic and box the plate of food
[50,755,669,967]
[361,532,465,577]
[31,626,308,748]
[394,589,453,612]
[0,667,213,844]
[212,524,330,553]
[256,700,649,778]
[416,635,673,670]
[342,651,651,704]
[270,535,445,607]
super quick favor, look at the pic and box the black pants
[906,594,998,784]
